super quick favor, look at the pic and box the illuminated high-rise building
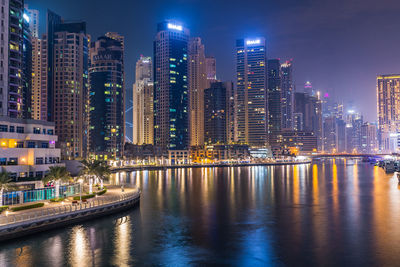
[45,10,89,159]
[361,123,378,153]
[377,74,400,152]
[267,59,282,133]
[188,37,207,147]
[24,4,38,38]
[280,60,293,130]
[236,38,267,146]
[89,35,125,159]
[205,56,217,85]
[204,81,235,145]
[154,21,189,151]
[294,92,323,150]
[133,56,153,145]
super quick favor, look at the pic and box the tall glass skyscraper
[133,56,153,145]
[267,59,282,133]
[154,21,189,151]
[89,35,124,160]
[236,38,267,146]
[281,60,294,130]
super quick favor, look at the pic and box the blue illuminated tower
[154,21,189,151]
[236,38,267,146]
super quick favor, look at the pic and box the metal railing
[0,190,140,228]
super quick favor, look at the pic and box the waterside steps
[0,190,141,242]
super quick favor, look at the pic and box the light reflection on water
[0,160,399,266]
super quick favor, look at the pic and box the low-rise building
[0,117,63,180]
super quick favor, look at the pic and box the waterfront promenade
[0,187,140,241]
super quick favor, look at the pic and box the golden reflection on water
[68,226,91,267]
[113,216,132,267]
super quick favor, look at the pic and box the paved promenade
[0,187,136,217]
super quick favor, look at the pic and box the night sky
[28,0,400,136]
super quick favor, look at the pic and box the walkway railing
[0,190,140,228]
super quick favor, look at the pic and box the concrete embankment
[112,160,312,172]
[0,190,140,242]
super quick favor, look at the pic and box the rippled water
[0,159,399,266]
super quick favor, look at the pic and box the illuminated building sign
[23,13,30,23]
[246,39,261,45]
[167,23,183,31]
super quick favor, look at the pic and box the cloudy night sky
[28,0,400,132]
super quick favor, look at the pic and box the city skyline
[26,0,400,126]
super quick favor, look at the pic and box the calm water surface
[1,159,400,266]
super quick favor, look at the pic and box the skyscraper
[204,81,235,145]
[7,0,25,118]
[133,56,153,145]
[22,9,32,119]
[24,5,39,38]
[89,35,125,159]
[188,37,207,147]
[377,74,400,152]
[294,92,323,150]
[205,56,217,84]
[154,21,189,151]
[361,123,378,153]
[0,0,9,117]
[280,60,293,130]
[45,10,89,159]
[236,38,267,146]
[25,6,41,120]
[267,59,282,134]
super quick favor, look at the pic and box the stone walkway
[0,186,138,217]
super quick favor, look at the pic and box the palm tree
[80,159,111,192]
[42,166,71,198]
[0,172,15,206]
[95,162,111,189]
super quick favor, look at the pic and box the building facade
[89,35,124,160]
[0,117,62,180]
[7,0,25,118]
[45,11,89,159]
[205,56,216,84]
[377,74,400,152]
[294,92,323,150]
[188,37,207,147]
[204,82,235,145]
[361,123,377,153]
[132,56,153,145]
[236,38,267,146]
[281,60,293,130]
[153,21,189,151]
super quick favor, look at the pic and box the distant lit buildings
[132,56,153,145]
[377,74,400,152]
[361,123,378,153]
[294,92,323,150]
[89,35,124,159]
[323,115,336,153]
[204,82,235,145]
[154,21,189,151]
[281,60,293,130]
[188,37,207,147]
[236,38,267,146]
[281,131,317,153]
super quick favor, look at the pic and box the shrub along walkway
[0,187,137,217]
